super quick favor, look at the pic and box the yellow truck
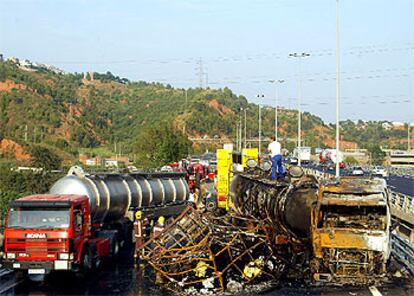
[216,148,258,210]
[311,177,391,284]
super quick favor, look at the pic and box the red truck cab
[3,194,110,276]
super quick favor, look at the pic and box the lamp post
[239,108,243,151]
[269,79,285,141]
[257,94,264,154]
[335,0,341,178]
[183,89,188,134]
[289,52,310,166]
[244,108,248,148]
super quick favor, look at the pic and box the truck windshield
[318,205,387,230]
[7,207,71,229]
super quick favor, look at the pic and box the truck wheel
[82,246,93,271]
[94,252,101,269]
[91,244,101,269]
[113,240,120,256]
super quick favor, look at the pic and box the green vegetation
[30,146,62,170]
[0,60,409,167]
[367,144,386,165]
[344,156,359,165]
[0,164,63,222]
[133,122,192,169]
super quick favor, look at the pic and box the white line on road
[369,286,383,296]
[0,279,24,294]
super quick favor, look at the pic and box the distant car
[350,166,364,176]
[190,156,201,165]
[372,166,388,178]
[289,157,298,165]
[160,165,173,172]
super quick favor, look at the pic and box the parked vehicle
[350,166,364,176]
[289,157,299,165]
[293,147,311,164]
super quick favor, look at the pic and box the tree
[344,156,359,165]
[30,146,62,170]
[134,122,192,168]
[367,144,386,165]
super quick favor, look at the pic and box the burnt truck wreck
[311,177,391,284]
[139,166,392,294]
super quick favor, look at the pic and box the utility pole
[257,94,264,154]
[205,68,209,88]
[236,122,239,150]
[197,58,204,88]
[335,0,341,178]
[183,89,188,134]
[24,125,28,142]
[289,52,310,166]
[408,123,411,151]
[269,79,285,141]
[244,108,248,148]
[239,108,243,151]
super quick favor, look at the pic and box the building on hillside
[388,151,414,168]
[391,122,405,128]
[78,154,130,167]
[382,122,392,130]
[343,148,369,164]
[8,57,19,64]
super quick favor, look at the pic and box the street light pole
[183,89,188,134]
[244,108,248,148]
[335,0,341,178]
[289,52,310,166]
[257,94,264,154]
[239,109,243,151]
[269,79,285,141]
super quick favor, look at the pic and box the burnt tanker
[229,173,319,240]
[50,166,190,223]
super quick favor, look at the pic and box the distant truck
[319,149,345,169]
[2,167,189,278]
[293,146,311,164]
[311,177,391,284]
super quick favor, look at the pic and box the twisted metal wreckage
[138,165,392,294]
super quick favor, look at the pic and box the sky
[0,0,413,123]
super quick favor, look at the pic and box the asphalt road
[1,259,412,296]
[303,164,414,196]
[387,175,414,196]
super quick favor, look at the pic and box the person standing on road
[267,136,285,180]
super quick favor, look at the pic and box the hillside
[0,59,409,164]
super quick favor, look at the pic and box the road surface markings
[0,279,24,294]
[369,286,383,296]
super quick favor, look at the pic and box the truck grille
[7,238,67,254]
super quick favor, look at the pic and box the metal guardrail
[389,192,414,224]
[392,232,414,275]
[304,167,414,220]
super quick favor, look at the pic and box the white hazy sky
[0,0,413,123]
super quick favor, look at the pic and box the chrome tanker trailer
[3,166,190,276]
[50,166,190,223]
